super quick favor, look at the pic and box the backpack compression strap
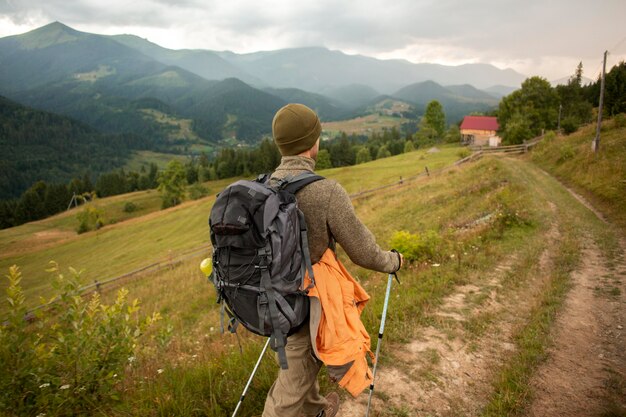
[282,173,324,291]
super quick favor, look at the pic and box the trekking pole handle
[390,249,403,281]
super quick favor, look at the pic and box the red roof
[460,116,499,131]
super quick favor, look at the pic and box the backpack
[208,172,324,369]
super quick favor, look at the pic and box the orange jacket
[305,249,374,397]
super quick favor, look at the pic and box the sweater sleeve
[326,182,400,273]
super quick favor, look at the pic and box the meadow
[2,120,625,416]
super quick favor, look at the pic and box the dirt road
[338,161,625,417]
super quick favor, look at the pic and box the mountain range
[0,22,524,198]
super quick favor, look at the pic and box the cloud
[1,0,625,79]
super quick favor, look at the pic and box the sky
[1,0,625,81]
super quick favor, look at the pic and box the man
[262,103,402,417]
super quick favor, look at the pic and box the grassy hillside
[2,146,622,415]
[0,146,461,305]
[530,116,626,234]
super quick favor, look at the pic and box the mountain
[483,85,518,98]
[321,84,381,109]
[110,34,262,85]
[392,80,498,123]
[0,22,288,144]
[262,87,346,120]
[216,47,525,93]
[0,95,147,199]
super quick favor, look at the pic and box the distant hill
[0,22,517,146]
[110,34,261,85]
[0,95,147,199]
[216,47,525,93]
[263,87,347,120]
[392,81,498,123]
[321,84,381,109]
[483,85,518,98]
[0,22,289,144]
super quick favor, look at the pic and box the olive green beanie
[272,103,321,156]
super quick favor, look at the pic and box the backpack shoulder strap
[282,172,324,194]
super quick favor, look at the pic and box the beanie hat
[272,103,322,156]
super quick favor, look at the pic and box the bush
[123,201,138,213]
[0,264,160,416]
[76,205,104,234]
[389,230,442,263]
[457,148,471,159]
[561,117,578,134]
[189,183,209,200]
[556,145,575,164]
[614,113,626,128]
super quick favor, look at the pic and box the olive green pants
[262,322,328,417]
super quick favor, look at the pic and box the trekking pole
[232,338,271,417]
[365,272,400,417]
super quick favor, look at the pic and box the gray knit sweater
[271,156,399,273]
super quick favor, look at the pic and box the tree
[498,76,559,143]
[423,100,446,139]
[356,147,372,164]
[316,149,332,169]
[555,63,593,133]
[503,113,533,145]
[415,117,438,145]
[404,140,415,153]
[376,146,391,159]
[158,160,187,209]
[444,125,461,143]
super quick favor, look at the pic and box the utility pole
[593,50,607,153]
[557,103,562,134]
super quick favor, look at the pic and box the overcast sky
[1,0,625,81]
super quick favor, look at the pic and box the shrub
[457,148,471,159]
[389,230,443,263]
[0,264,160,416]
[376,146,391,159]
[76,205,104,234]
[614,113,626,128]
[556,145,575,164]
[189,183,209,200]
[356,147,372,164]
[123,201,138,213]
[561,117,578,134]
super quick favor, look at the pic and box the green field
[0,146,462,305]
[2,128,624,416]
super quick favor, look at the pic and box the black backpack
[209,172,324,369]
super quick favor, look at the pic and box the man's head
[272,103,321,158]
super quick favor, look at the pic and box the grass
[480,153,621,416]
[322,114,409,137]
[530,116,626,235]
[0,147,462,307]
[123,150,189,172]
[4,141,623,415]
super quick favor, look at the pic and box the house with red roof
[460,116,501,147]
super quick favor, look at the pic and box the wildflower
[78,386,86,392]
[210,327,215,332]
[39,383,50,389]
[113,374,118,378]
[157,369,164,374]
[221,370,226,376]
[36,413,46,417]
[450,254,455,258]
[128,356,136,364]
[192,354,198,359]
[60,384,70,390]
[432,263,441,267]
